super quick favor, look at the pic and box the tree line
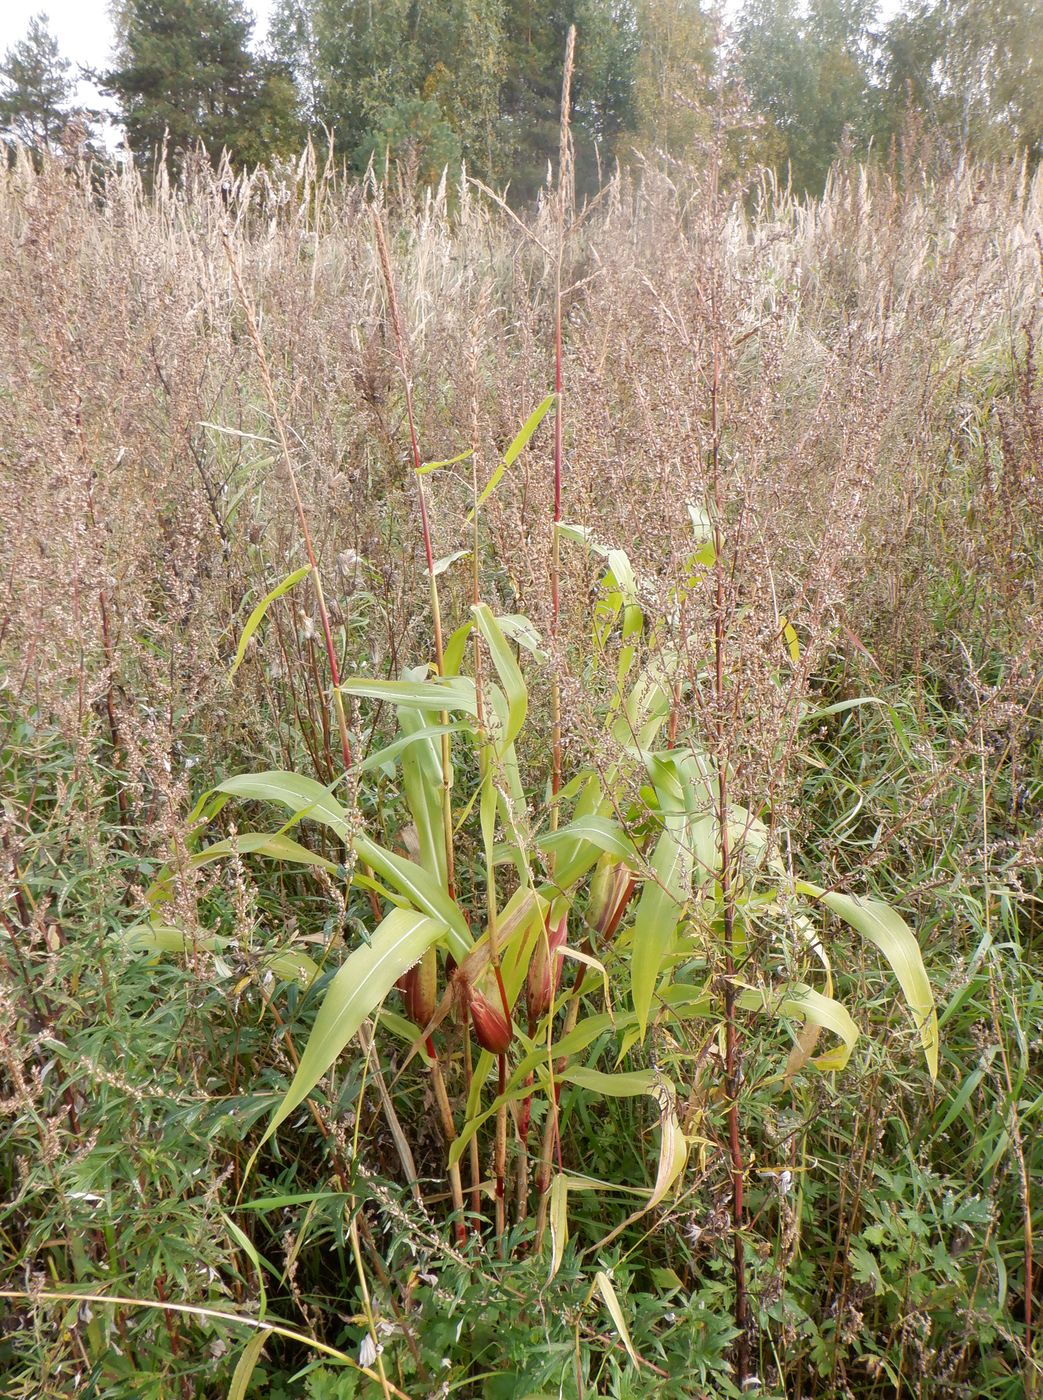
[2,0,1041,199]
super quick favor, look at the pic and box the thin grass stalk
[370,209,469,1242]
[371,209,456,901]
[260,998,425,1369]
[220,227,353,775]
[706,157,749,1381]
[549,26,575,832]
[533,27,576,1248]
[978,718,1035,1397]
[0,1290,411,1397]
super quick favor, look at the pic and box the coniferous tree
[0,13,75,150]
[105,0,303,170]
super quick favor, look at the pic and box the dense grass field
[1,144,1041,1398]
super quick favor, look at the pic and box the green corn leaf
[432,549,471,576]
[496,613,545,659]
[800,884,938,1078]
[539,815,640,891]
[737,982,860,1073]
[127,924,224,956]
[470,393,555,513]
[630,769,693,1038]
[358,720,464,775]
[473,604,527,749]
[417,447,473,474]
[393,672,448,884]
[229,565,312,677]
[355,833,471,962]
[341,675,477,715]
[442,619,474,676]
[257,908,447,1151]
[214,770,470,959]
[191,831,340,875]
[559,1066,657,1097]
[216,772,350,840]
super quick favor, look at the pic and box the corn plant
[135,490,939,1390]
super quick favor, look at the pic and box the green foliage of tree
[881,0,1043,162]
[633,0,716,156]
[736,0,880,195]
[0,12,75,150]
[91,0,1043,196]
[355,95,463,189]
[105,0,304,171]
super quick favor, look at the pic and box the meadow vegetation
[1,135,1041,1398]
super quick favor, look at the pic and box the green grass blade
[229,565,312,677]
[470,392,555,513]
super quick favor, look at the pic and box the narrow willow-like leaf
[800,884,938,1078]
[229,565,312,677]
[470,392,555,512]
[127,925,317,987]
[593,1272,638,1366]
[258,908,447,1149]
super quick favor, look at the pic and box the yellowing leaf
[593,1272,638,1366]
[779,615,801,663]
[226,1328,272,1400]
[801,885,938,1079]
[548,1173,569,1281]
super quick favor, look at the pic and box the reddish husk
[399,946,438,1028]
[469,985,513,1055]
[526,907,569,1024]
